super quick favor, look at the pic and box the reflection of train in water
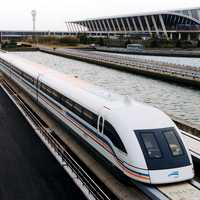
[0,52,194,184]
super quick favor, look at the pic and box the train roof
[40,72,126,112]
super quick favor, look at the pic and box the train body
[0,52,194,184]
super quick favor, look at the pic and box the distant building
[66,7,200,40]
[0,30,71,41]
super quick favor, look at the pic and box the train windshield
[135,128,190,170]
[163,130,183,156]
[141,133,162,159]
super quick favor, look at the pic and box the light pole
[31,10,37,43]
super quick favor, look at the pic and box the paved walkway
[0,88,85,200]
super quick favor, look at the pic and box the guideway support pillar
[170,33,173,40]
[178,32,182,40]
[187,33,191,41]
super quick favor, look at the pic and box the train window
[61,96,73,109]
[99,116,104,133]
[41,86,98,129]
[141,133,162,159]
[12,66,20,75]
[22,72,34,84]
[40,83,47,92]
[91,114,98,128]
[73,103,82,116]
[82,108,98,128]
[104,121,127,153]
[52,90,61,101]
[46,86,52,95]
[163,130,183,157]
[41,83,55,99]
[82,109,93,121]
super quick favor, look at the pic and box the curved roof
[66,7,200,34]
[71,7,200,23]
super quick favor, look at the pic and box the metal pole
[31,10,37,44]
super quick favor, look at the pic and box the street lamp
[31,10,37,43]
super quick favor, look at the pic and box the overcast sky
[0,0,199,31]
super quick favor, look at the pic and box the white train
[0,52,194,184]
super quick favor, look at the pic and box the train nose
[149,165,194,184]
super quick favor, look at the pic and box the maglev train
[0,52,194,184]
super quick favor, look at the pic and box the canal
[13,51,200,126]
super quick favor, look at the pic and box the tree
[197,40,200,48]
[78,33,88,44]
[99,37,104,46]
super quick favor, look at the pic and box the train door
[97,116,104,135]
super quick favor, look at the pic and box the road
[0,87,86,200]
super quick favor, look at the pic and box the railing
[40,47,200,81]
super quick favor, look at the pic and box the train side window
[61,96,73,110]
[22,72,34,84]
[91,114,98,128]
[82,108,98,128]
[82,109,93,121]
[99,116,104,133]
[104,121,127,153]
[46,86,52,95]
[141,133,162,159]
[52,89,61,102]
[163,130,183,157]
[73,103,82,116]
[40,83,46,92]
[41,84,55,99]
[12,67,21,75]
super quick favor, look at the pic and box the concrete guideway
[158,182,200,200]
[182,131,200,162]
[39,47,200,88]
[0,86,86,199]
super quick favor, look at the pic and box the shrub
[197,40,200,48]
[59,36,80,45]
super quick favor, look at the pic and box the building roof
[70,7,200,22]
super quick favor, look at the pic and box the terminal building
[66,7,200,40]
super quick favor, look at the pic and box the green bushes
[26,36,80,46]
[144,38,175,48]
[143,38,196,49]
[26,34,102,46]
[197,40,200,48]
[59,36,79,45]
[177,40,194,48]
[24,34,200,49]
